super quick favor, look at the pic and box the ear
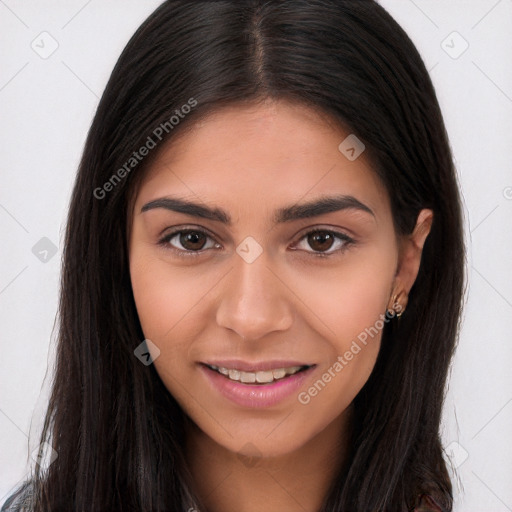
[387,209,433,314]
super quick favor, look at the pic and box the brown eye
[159,229,219,254]
[294,229,354,256]
[179,230,208,250]
[307,231,335,252]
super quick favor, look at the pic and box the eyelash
[157,226,355,259]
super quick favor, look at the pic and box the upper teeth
[209,365,305,383]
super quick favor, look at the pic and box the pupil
[309,231,333,251]
[181,231,206,250]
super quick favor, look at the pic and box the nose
[215,248,294,341]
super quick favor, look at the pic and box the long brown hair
[6,1,464,510]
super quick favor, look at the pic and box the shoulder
[1,480,35,512]
[413,493,443,512]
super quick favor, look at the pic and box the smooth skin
[128,99,433,512]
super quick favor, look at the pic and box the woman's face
[128,100,407,458]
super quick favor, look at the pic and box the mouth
[201,363,313,385]
[199,361,317,408]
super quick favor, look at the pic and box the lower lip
[199,364,316,409]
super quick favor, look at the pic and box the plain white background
[0,1,511,510]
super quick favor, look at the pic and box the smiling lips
[206,364,309,384]
[200,361,316,408]
[202,360,313,385]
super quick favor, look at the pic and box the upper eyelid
[159,224,216,238]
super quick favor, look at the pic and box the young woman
[1,1,464,510]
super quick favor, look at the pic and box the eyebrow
[140,194,375,224]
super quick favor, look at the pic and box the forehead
[132,100,390,221]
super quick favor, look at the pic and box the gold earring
[386,294,397,317]
[389,293,406,318]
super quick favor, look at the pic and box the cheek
[291,245,396,348]
[130,249,213,341]
[289,246,396,407]
[129,248,222,396]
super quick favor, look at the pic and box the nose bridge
[216,246,293,339]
